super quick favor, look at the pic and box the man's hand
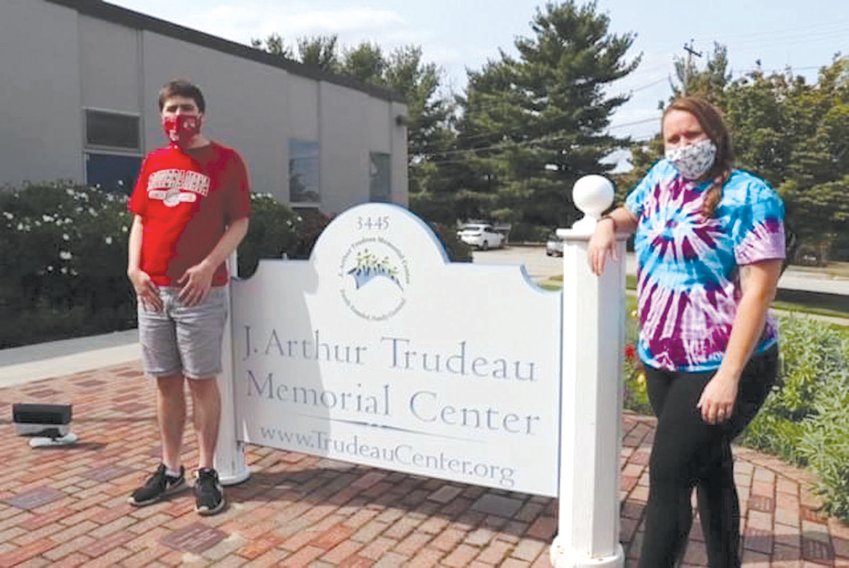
[128,267,163,312]
[177,261,215,306]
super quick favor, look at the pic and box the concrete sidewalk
[0,330,139,389]
[0,357,847,566]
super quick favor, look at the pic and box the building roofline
[46,0,406,104]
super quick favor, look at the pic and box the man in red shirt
[126,79,250,516]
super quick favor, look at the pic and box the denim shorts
[137,286,228,379]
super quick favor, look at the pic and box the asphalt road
[472,245,849,295]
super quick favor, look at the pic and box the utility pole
[683,39,703,96]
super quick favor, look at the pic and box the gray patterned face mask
[665,138,717,180]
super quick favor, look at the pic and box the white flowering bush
[0,182,134,347]
[0,184,331,347]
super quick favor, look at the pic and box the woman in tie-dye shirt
[589,97,785,568]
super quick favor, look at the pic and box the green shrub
[236,193,303,278]
[236,197,335,278]
[0,183,331,348]
[430,223,472,263]
[623,345,652,415]
[741,316,847,453]
[408,191,456,225]
[507,222,550,243]
[1,182,470,347]
[0,182,135,347]
[622,304,652,414]
[290,208,331,259]
[622,309,849,522]
[738,315,849,521]
[796,368,849,519]
[399,197,472,262]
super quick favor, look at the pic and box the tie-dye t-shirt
[625,160,786,372]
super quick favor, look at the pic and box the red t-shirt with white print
[129,142,251,287]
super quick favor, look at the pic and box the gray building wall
[0,0,408,213]
[0,0,83,186]
[80,15,142,113]
[320,83,370,215]
[139,32,292,200]
[390,101,410,207]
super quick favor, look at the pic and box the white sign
[232,203,562,496]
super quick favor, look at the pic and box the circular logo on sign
[339,237,410,321]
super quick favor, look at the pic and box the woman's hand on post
[587,217,617,276]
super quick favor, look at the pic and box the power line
[627,76,670,93]
[453,109,654,147]
[642,18,849,56]
[608,116,661,130]
[449,74,666,146]
[415,52,846,165]
[410,118,663,167]
[450,55,840,130]
[695,21,849,45]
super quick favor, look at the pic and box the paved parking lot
[474,245,849,295]
[471,246,570,283]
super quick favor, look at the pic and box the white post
[214,250,251,485]
[551,175,627,567]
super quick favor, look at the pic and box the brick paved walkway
[0,362,846,567]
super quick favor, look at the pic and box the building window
[83,109,142,193]
[369,152,391,202]
[289,139,320,204]
[85,109,140,150]
[85,153,141,195]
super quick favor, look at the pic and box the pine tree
[458,1,640,235]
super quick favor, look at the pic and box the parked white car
[457,224,505,250]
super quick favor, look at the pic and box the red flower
[624,343,636,360]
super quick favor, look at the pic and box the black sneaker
[194,468,225,516]
[128,464,187,506]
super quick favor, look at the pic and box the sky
[111,0,848,154]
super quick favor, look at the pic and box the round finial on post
[572,175,614,231]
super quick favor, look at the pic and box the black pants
[638,345,778,568]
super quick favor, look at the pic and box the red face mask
[162,114,202,148]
